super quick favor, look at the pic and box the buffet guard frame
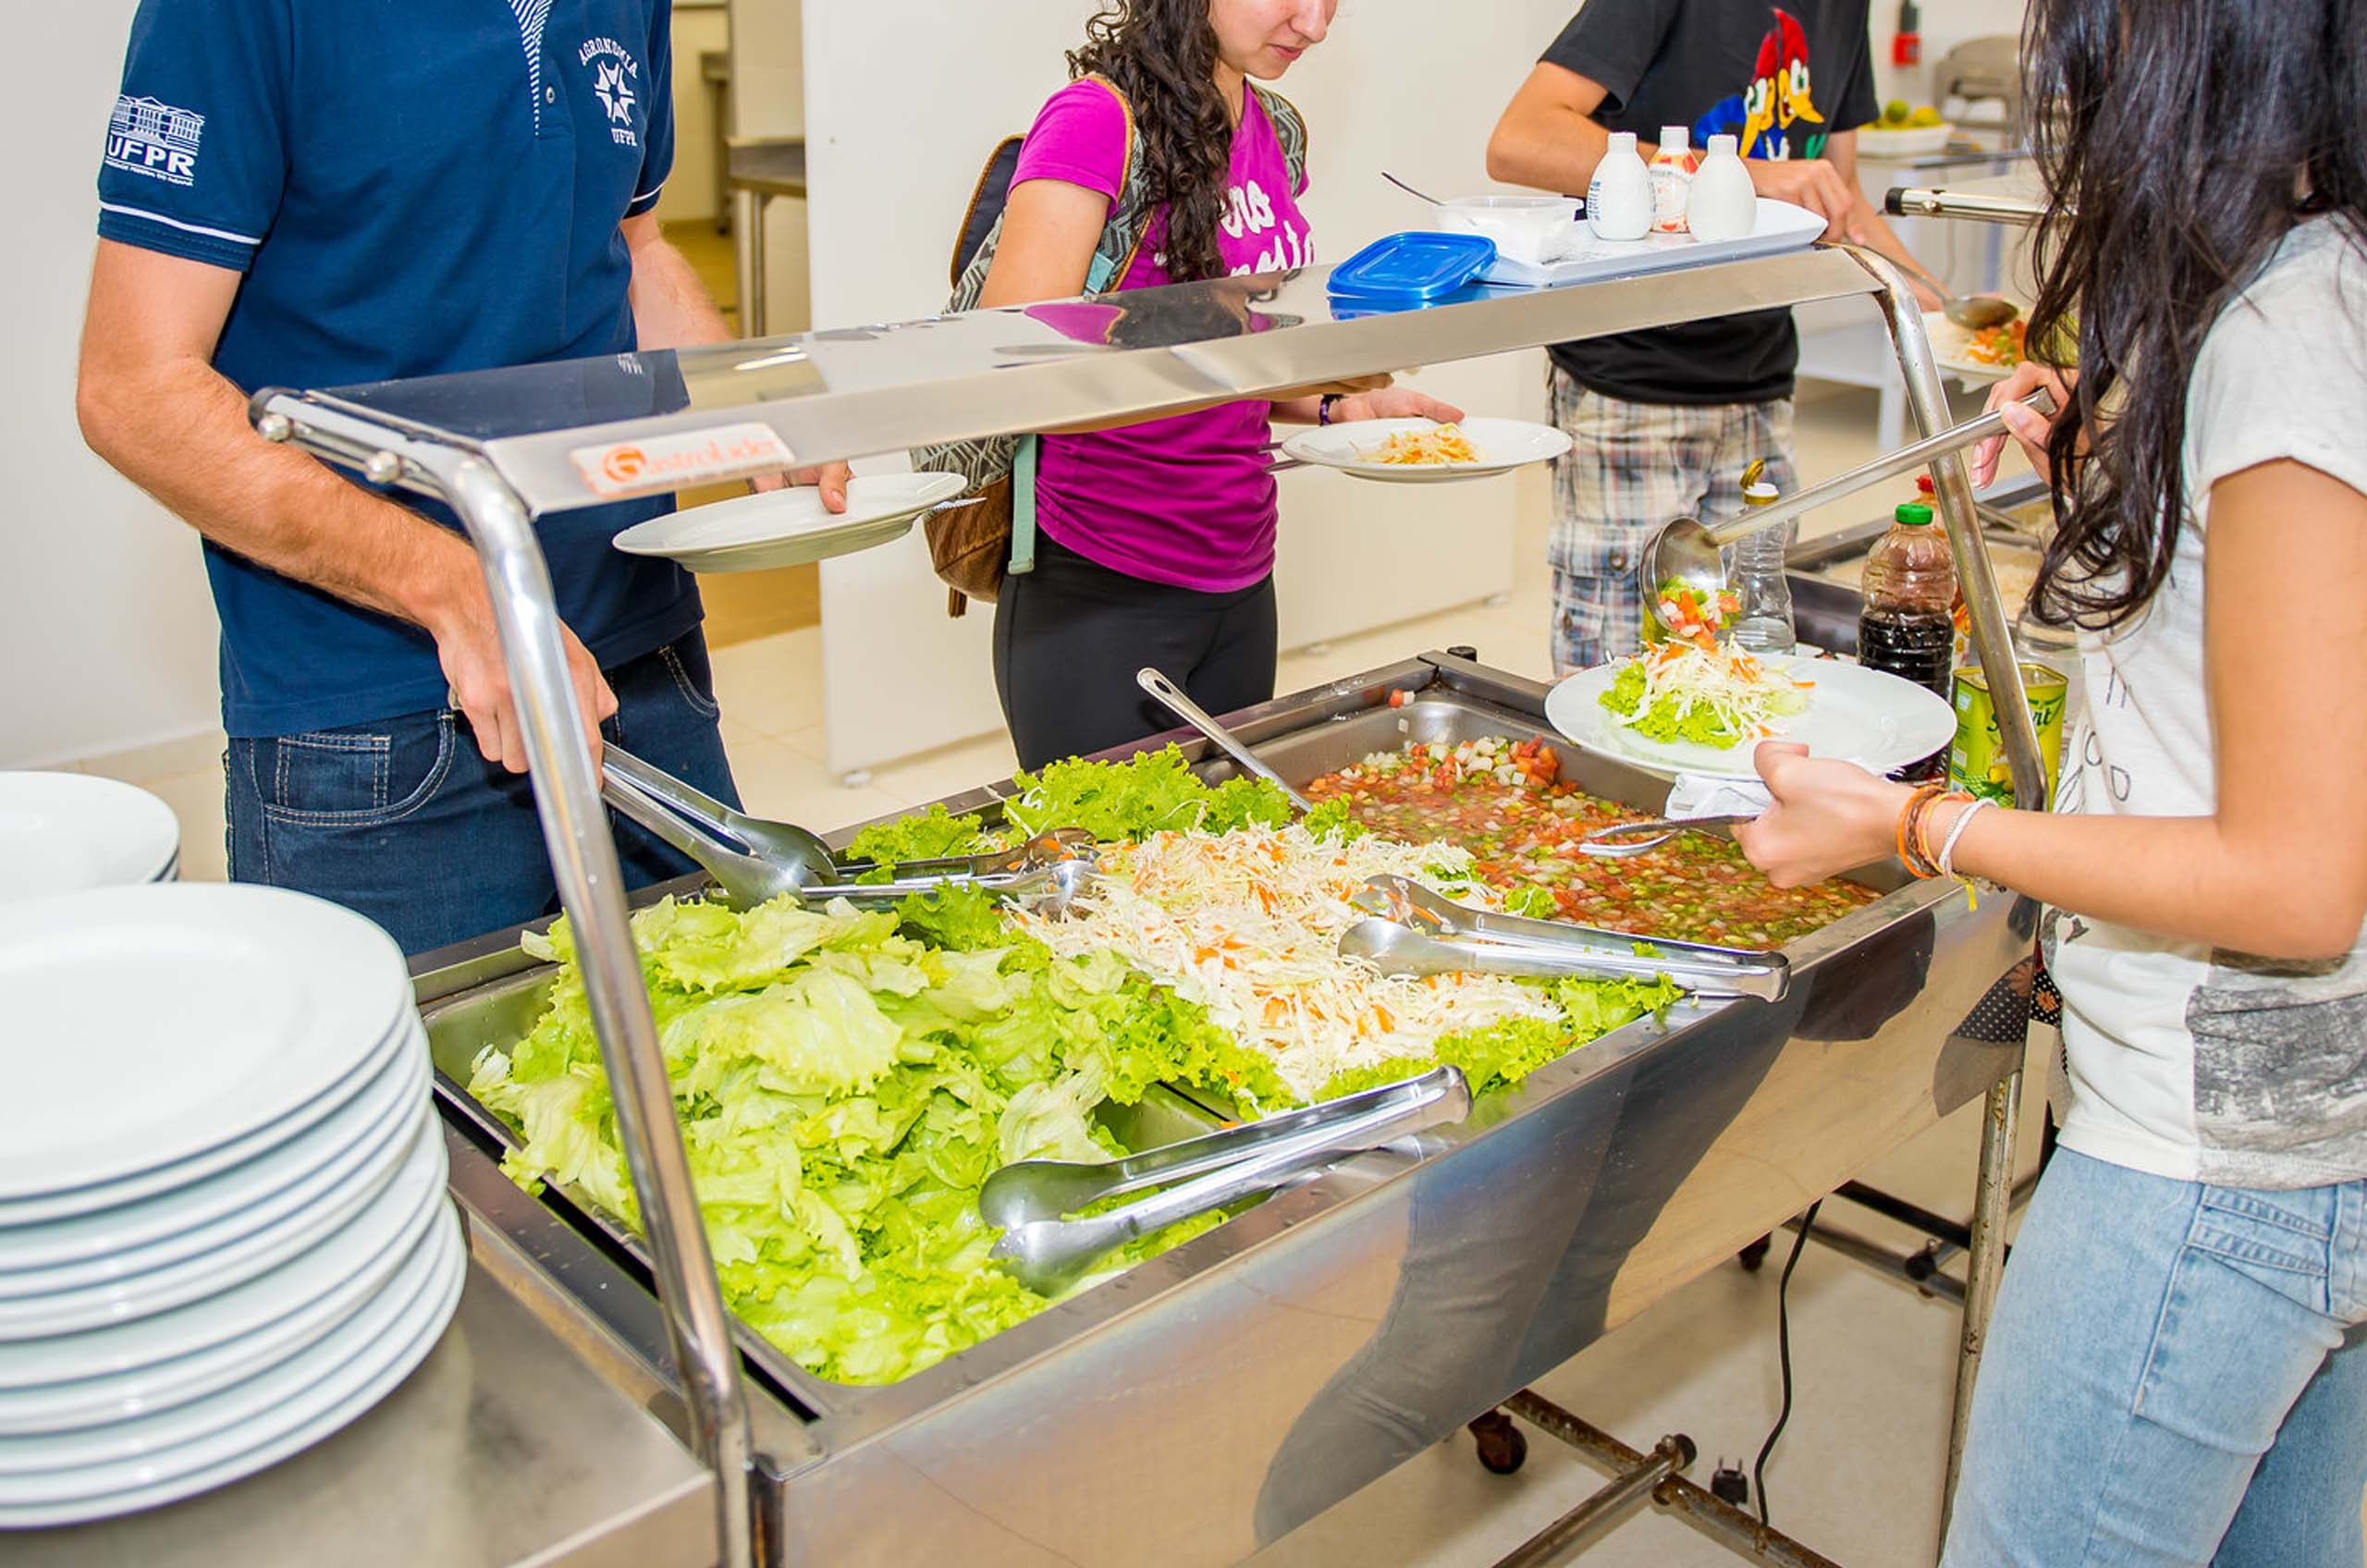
[252,241,2049,1567]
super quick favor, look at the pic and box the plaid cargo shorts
[1547,368,1798,673]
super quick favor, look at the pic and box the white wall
[4,6,223,771]
[654,5,733,227]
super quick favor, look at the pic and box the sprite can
[1949,661,2068,806]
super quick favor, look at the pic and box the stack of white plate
[0,773,181,902]
[0,884,461,1527]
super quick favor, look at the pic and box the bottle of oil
[1858,501,1956,698]
[1728,460,1795,654]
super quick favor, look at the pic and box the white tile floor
[66,385,2179,1566]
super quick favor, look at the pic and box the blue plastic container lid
[1326,231,1499,301]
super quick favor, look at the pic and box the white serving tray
[1478,199,1827,289]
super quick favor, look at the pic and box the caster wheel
[1469,1412,1528,1475]
[1737,1234,1774,1272]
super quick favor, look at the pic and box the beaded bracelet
[1895,783,1948,878]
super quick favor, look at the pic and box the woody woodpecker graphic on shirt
[1693,8,1830,161]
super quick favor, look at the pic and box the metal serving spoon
[1641,387,2056,637]
[1136,668,1314,815]
[1899,255,2021,332]
[1381,170,1447,207]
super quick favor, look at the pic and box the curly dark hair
[2021,0,2367,630]
[1069,0,1237,286]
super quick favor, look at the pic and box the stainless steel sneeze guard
[251,243,2048,1566]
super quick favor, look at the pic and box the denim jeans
[1944,1147,2367,1567]
[227,632,738,957]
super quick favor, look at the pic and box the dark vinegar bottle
[1858,502,1956,776]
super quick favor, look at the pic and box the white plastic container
[1686,134,1757,242]
[1434,195,1583,268]
[1585,132,1652,242]
[1650,125,1697,235]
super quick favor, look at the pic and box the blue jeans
[227,633,738,957]
[1945,1147,2367,1567]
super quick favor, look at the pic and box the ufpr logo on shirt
[578,36,642,149]
[105,95,203,187]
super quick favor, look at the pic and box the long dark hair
[2022,0,2366,629]
[1070,1,1236,286]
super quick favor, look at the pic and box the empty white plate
[0,1114,439,1341]
[1280,416,1573,484]
[0,775,178,904]
[0,1207,452,1474]
[0,884,411,1203]
[612,472,967,573]
[0,1202,464,1523]
[0,1001,414,1230]
[0,1209,458,1439]
[0,1036,424,1297]
[0,1026,424,1273]
[1546,655,1958,783]
[0,1122,448,1395]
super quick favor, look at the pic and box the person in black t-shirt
[1488,1,1942,670]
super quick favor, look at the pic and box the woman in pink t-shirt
[985,0,1460,768]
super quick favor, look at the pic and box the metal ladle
[1641,387,2055,637]
[1878,245,2020,331]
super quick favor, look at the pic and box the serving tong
[1576,814,1755,858]
[599,744,1099,912]
[981,1065,1472,1295]
[1342,875,1789,1003]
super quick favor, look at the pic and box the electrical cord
[1752,1199,1821,1527]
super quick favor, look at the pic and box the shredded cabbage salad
[1600,640,1812,750]
[1011,824,1661,1106]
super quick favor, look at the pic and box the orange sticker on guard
[570,423,796,499]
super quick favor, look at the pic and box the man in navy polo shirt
[77,2,842,955]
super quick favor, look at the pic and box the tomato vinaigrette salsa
[1304,735,1879,950]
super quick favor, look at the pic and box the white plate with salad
[1546,641,1956,783]
[1279,417,1571,484]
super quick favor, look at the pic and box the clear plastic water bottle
[1726,461,1795,653]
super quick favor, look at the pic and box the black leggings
[991,532,1279,769]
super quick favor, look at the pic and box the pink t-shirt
[1011,80,1314,593]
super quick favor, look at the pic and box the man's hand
[1746,158,1859,235]
[751,462,853,510]
[424,568,618,775]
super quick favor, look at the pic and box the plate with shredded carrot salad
[1281,417,1571,484]
[1545,646,1956,782]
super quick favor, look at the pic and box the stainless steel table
[727,137,807,337]
[13,1131,718,1568]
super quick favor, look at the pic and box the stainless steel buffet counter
[411,653,2022,1566]
[205,237,2046,1565]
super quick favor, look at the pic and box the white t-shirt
[2048,217,2367,1190]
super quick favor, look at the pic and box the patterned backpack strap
[1248,83,1310,194]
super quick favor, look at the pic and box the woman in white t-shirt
[1735,0,2367,1561]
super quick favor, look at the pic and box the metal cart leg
[1943,1065,2022,1542]
[1481,1392,1847,1568]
